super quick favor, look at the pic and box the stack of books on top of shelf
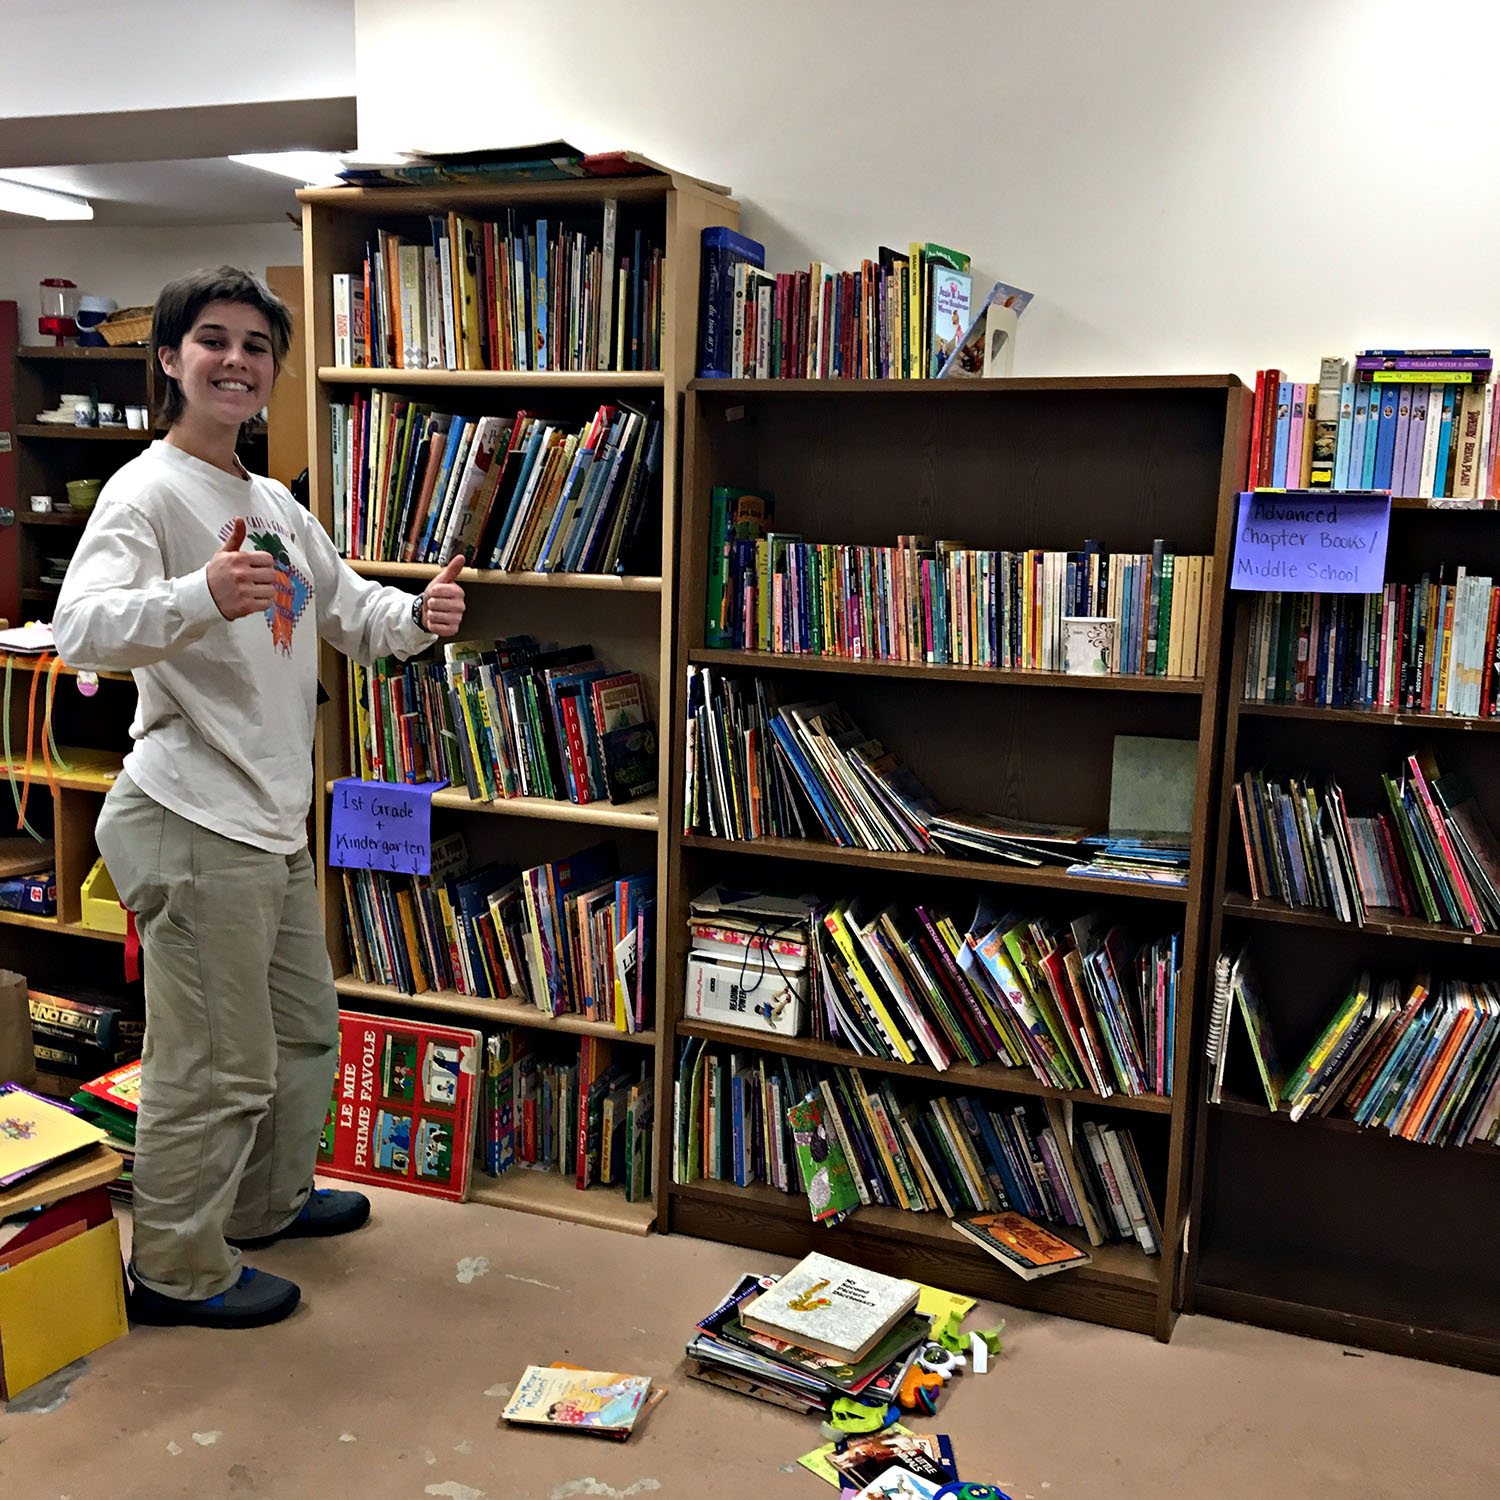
[347,637,657,807]
[703,487,1211,677]
[1233,747,1500,935]
[1241,572,1500,717]
[332,203,663,372]
[330,396,662,573]
[681,880,1177,1098]
[675,1039,1163,1252]
[686,1260,931,1416]
[341,833,655,1031]
[477,1030,653,1198]
[697,228,1033,381]
[1247,350,1498,503]
[68,1060,139,1202]
[1209,952,1500,1148]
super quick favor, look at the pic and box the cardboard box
[0,1217,127,1398]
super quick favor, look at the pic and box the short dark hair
[151,266,293,428]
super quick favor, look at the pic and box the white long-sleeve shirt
[54,441,434,852]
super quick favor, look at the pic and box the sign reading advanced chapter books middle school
[1231,490,1390,594]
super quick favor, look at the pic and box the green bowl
[65,477,103,511]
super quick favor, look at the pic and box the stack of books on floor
[332,202,664,372]
[1233,748,1500,934]
[703,487,1212,677]
[330,398,662,573]
[68,1060,140,1202]
[1247,351,1498,501]
[1209,951,1500,1147]
[342,834,656,1030]
[685,1255,930,1415]
[478,1031,653,1200]
[348,637,657,806]
[673,1039,1162,1253]
[1241,573,1500,715]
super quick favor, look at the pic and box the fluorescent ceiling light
[0,177,93,221]
[228,151,346,186]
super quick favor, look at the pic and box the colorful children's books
[949,1210,1092,1279]
[501,1365,653,1439]
[317,1011,481,1201]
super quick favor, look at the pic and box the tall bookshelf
[1187,501,1500,1374]
[296,171,739,1234]
[663,376,1249,1339]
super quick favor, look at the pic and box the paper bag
[0,969,36,1087]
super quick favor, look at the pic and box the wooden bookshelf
[298,168,740,1233]
[1186,505,1500,1376]
[662,375,1250,1342]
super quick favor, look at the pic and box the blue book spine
[1433,386,1457,498]
[1373,384,1400,489]
[1334,381,1355,489]
[697,228,766,378]
[1273,381,1293,486]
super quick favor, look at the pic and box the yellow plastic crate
[79,857,127,934]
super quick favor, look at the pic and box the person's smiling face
[158,300,276,429]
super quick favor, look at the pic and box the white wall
[355,0,1500,379]
[0,1,354,118]
[0,222,303,330]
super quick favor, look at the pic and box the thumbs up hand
[419,552,468,638]
[207,518,277,620]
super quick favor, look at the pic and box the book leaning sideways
[501,1365,653,1440]
[741,1250,919,1362]
[0,1084,108,1190]
[950,1210,1092,1280]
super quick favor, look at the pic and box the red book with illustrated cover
[318,1011,481,1201]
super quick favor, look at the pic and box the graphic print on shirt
[248,528,311,654]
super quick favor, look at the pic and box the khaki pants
[95,774,338,1300]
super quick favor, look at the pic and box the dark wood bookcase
[663,375,1249,1340]
[1186,502,1500,1374]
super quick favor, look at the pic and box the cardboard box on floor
[0,1145,127,1398]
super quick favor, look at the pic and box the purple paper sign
[330,777,448,875]
[1231,491,1391,594]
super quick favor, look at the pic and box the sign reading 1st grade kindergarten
[329,778,448,875]
[1230,490,1392,595]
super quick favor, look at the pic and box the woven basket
[99,308,152,346]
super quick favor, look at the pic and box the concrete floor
[2,1182,1497,1500]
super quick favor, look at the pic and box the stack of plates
[34,394,91,425]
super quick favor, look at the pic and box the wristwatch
[411,592,427,630]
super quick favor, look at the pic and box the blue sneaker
[128,1266,300,1328]
[227,1188,371,1249]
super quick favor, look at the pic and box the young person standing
[53,267,467,1328]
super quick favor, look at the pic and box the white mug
[97,402,123,426]
[73,402,95,427]
[125,405,149,430]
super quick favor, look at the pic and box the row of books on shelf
[1232,747,1500,935]
[698,228,1033,381]
[331,204,663,372]
[329,395,661,573]
[340,834,656,1030]
[703,488,1212,676]
[480,1031,653,1200]
[681,884,1178,1098]
[1209,951,1500,1149]
[681,668,1191,887]
[1248,350,1499,502]
[1241,579,1500,718]
[347,637,657,807]
[673,1037,1161,1252]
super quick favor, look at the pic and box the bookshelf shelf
[13,424,152,443]
[688,648,1203,695]
[18,345,150,362]
[1238,700,1500,733]
[680,832,1190,903]
[468,1170,655,1236]
[0,908,126,944]
[0,657,131,683]
[673,1020,1174,1113]
[302,166,740,1240]
[20,511,90,527]
[318,366,666,390]
[668,375,1249,1343]
[333,976,655,1043]
[1220,891,1500,949]
[1188,568,1500,1376]
[343,558,663,592]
